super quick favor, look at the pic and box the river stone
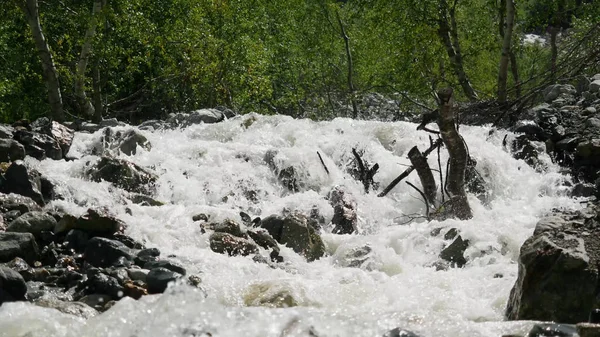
[0,266,27,304]
[88,156,157,193]
[439,235,469,267]
[143,260,186,275]
[213,219,245,237]
[84,237,134,267]
[260,213,326,262]
[0,139,25,162]
[95,127,151,156]
[127,268,149,282]
[146,267,181,294]
[543,84,576,103]
[246,229,279,252]
[0,193,41,214]
[506,204,600,323]
[7,211,57,238]
[86,270,125,299]
[383,328,421,337]
[0,161,44,206]
[54,208,125,235]
[209,232,258,256]
[34,298,98,319]
[0,232,39,264]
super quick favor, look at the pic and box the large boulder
[0,161,45,206]
[0,125,13,139]
[260,213,326,262]
[506,204,600,323]
[167,109,225,127]
[87,156,157,193]
[0,193,41,214]
[0,139,25,162]
[0,232,39,265]
[13,128,62,160]
[542,84,576,103]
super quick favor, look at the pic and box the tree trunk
[498,0,515,102]
[437,1,478,101]
[509,50,521,99]
[336,11,359,119]
[549,26,559,82]
[408,146,437,206]
[436,87,472,220]
[92,60,102,123]
[75,0,104,117]
[17,0,64,122]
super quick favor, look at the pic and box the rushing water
[0,114,580,337]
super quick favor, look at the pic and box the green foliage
[0,0,599,123]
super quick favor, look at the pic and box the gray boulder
[0,125,13,139]
[590,80,600,93]
[209,232,258,256]
[0,193,40,214]
[0,161,45,206]
[260,213,326,262]
[543,84,576,103]
[146,267,182,294]
[54,208,125,235]
[0,232,39,264]
[329,186,357,234]
[0,139,25,162]
[34,298,98,319]
[0,266,27,304]
[7,212,57,238]
[93,127,151,156]
[13,128,62,160]
[506,204,600,323]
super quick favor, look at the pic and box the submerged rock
[209,232,258,256]
[328,186,357,234]
[146,267,181,294]
[84,237,134,267]
[382,328,421,337]
[439,235,469,268]
[526,323,577,337]
[93,127,151,156]
[34,298,98,319]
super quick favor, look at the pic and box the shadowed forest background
[1,0,599,123]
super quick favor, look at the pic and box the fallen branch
[351,148,379,193]
[317,151,330,175]
[408,145,437,206]
[406,181,430,220]
[378,138,443,197]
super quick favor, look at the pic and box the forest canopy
[1,0,599,123]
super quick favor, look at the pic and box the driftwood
[436,88,472,220]
[406,181,430,219]
[408,145,437,206]
[351,148,379,193]
[378,138,443,197]
[317,151,330,175]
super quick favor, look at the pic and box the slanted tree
[15,0,64,122]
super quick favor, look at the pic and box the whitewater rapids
[0,114,579,337]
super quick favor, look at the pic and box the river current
[0,114,579,336]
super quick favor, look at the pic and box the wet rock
[135,248,160,266]
[143,260,186,275]
[167,109,224,127]
[247,229,279,252]
[543,84,577,103]
[112,234,144,250]
[63,229,90,252]
[0,266,27,304]
[34,298,98,319]
[571,183,596,198]
[511,135,544,169]
[78,294,113,311]
[84,237,134,267]
[577,323,600,337]
[192,213,209,222]
[54,208,125,235]
[382,328,421,337]
[138,120,168,131]
[0,193,41,214]
[506,205,600,323]
[123,280,147,299]
[209,232,258,256]
[94,128,151,156]
[13,128,62,160]
[127,268,149,282]
[0,161,45,205]
[128,193,164,206]
[146,267,181,294]
[214,219,246,237]
[264,150,300,192]
[48,121,74,157]
[0,232,39,264]
[243,281,301,308]
[86,270,125,299]
[0,139,25,162]
[7,212,57,238]
[439,235,469,267]
[334,245,375,270]
[526,323,577,337]
[87,156,157,193]
[328,186,358,234]
[260,213,326,262]
[590,80,600,93]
